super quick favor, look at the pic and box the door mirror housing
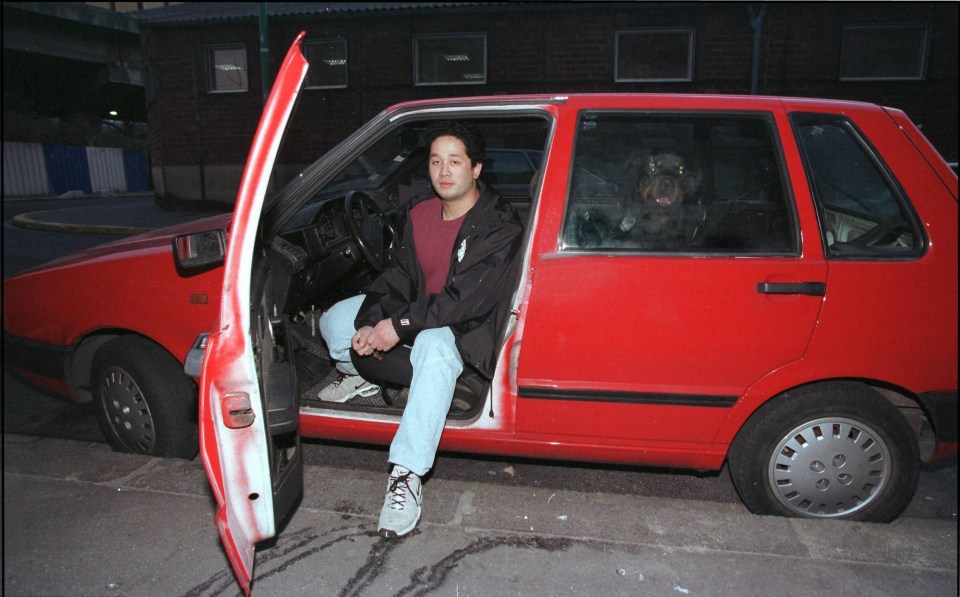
[173,230,226,271]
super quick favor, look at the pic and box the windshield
[321,129,421,195]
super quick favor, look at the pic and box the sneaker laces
[387,471,416,511]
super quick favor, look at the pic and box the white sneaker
[317,372,379,403]
[378,465,422,538]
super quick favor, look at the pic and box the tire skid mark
[183,567,235,597]
[338,530,413,597]
[395,535,574,597]
[183,523,363,596]
[257,524,367,580]
[186,528,572,596]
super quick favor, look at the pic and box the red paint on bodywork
[3,214,231,374]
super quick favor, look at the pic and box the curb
[11,211,150,236]
[2,191,156,203]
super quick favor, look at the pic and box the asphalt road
[3,197,133,276]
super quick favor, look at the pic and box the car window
[483,149,539,186]
[562,111,796,254]
[281,115,550,232]
[407,119,549,206]
[321,131,420,196]
[792,113,923,259]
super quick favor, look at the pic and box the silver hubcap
[768,417,890,518]
[100,366,155,453]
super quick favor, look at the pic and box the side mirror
[173,230,226,271]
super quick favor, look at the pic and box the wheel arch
[718,377,933,461]
[69,329,188,403]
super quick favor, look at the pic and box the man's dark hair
[425,121,485,166]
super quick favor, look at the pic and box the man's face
[429,135,482,204]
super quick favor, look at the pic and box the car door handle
[756,282,826,296]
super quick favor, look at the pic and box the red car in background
[4,33,957,594]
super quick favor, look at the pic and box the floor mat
[296,349,334,402]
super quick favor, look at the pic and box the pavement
[4,433,958,597]
[4,193,959,596]
[7,192,230,236]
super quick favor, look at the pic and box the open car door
[197,33,309,596]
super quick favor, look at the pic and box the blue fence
[2,142,150,197]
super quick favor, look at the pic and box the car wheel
[92,336,198,459]
[728,381,919,522]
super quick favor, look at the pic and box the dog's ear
[626,150,653,175]
[646,153,660,176]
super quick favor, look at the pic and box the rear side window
[562,111,796,254]
[483,149,541,187]
[792,113,923,259]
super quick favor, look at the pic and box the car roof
[384,93,885,115]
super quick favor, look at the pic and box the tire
[91,336,199,459]
[728,381,920,522]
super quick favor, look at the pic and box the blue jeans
[318,295,463,476]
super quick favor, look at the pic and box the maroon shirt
[410,197,466,295]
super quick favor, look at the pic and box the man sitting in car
[317,121,524,538]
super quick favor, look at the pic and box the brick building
[135,2,958,204]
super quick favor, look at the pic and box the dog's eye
[678,165,685,175]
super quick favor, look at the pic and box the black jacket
[356,181,523,378]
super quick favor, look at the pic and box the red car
[4,34,957,594]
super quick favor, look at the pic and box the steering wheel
[343,190,397,271]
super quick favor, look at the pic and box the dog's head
[636,152,700,209]
[617,151,703,246]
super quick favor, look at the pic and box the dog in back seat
[618,151,702,247]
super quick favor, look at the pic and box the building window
[839,24,928,81]
[615,29,695,82]
[414,33,486,86]
[304,39,348,89]
[206,44,248,93]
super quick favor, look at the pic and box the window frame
[303,38,349,90]
[205,43,249,94]
[614,28,696,83]
[560,109,799,257]
[838,23,930,81]
[413,32,488,86]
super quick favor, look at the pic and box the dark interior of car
[563,113,796,254]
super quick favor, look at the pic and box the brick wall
[143,2,958,203]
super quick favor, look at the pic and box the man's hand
[352,319,400,355]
